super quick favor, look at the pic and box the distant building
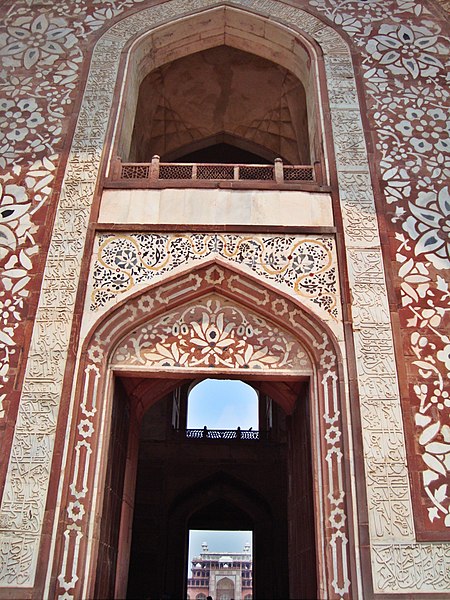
[187,543,253,600]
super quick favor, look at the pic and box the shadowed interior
[128,46,310,165]
[94,378,318,599]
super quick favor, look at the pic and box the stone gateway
[0,1,448,598]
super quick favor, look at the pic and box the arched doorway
[216,576,234,600]
[52,264,352,599]
[124,379,307,599]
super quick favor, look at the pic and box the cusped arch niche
[217,576,235,593]
[56,264,351,599]
[114,5,325,174]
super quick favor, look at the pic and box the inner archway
[217,576,235,600]
[93,291,336,598]
[187,531,253,600]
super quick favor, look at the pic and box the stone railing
[109,155,320,184]
[184,427,261,440]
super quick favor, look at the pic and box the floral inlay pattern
[91,233,338,318]
[0,14,78,69]
[405,187,450,268]
[366,23,445,79]
[111,294,312,371]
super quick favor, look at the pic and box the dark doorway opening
[96,377,317,599]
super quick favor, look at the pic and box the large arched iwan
[52,263,353,599]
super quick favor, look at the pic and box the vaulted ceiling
[129,45,310,165]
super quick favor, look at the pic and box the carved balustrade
[183,427,262,440]
[108,155,322,186]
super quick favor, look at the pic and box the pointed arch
[52,262,351,598]
[86,258,342,369]
[111,4,328,172]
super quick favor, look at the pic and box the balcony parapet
[182,427,262,440]
[106,155,327,191]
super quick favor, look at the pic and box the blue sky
[188,530,253,577]
[186,381,256,577]
[187,379,258,430]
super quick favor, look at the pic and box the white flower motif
[320,349,336,370]
[430,388,450,410]
[67,500,85,522]
[325,425,342,446]
[0,98,47,167]
[404,186,450,269]
[0,184,31,260]
[437,345,450,372]
[137,295,154,313]
[329,506,346,530]
[205,265,225,285]
[366,24,445,78]
[78,419,94,439]
[87,343,104,364]
[190,311,235,357]
[395,106,449,159]
[271,298,289,316]
[0,14,77,68]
